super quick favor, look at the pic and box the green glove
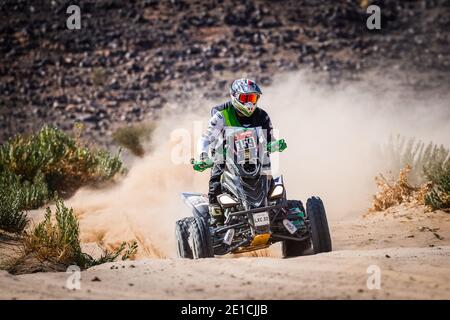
[268,139,287,153]
[278,139,287,152]
[191,157,214,172]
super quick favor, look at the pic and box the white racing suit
[197,101,274,205]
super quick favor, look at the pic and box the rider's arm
[260,109,274,143]
[197,111,225,157]
[259,109,286,153]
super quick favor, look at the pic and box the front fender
[180,192,210,220]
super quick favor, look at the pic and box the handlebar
[191,139,287,172]
[191,158,214,172]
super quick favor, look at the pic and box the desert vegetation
[5,198,137,274]
[370,136,450,212]
[0,125,123,233]
[112,122,155,157]
[0,125,137,273]
[28,199,135,267]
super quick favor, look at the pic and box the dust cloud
[67,71,450,258]
[265,72,449,218]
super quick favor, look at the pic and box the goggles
[238,93,259,104]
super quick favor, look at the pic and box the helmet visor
[238,93,259,104]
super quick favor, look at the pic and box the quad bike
[175,127,332,259]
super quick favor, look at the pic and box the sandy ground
[0,205,449,300]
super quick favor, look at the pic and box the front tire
[282,200,311,258]
[189,217,214,259]
[175,217,194,258]
[306,197,332,253]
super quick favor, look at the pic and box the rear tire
[306,197,332,253]
[189,217,214,259]
[282,200,311,258]
[175,217,194,259]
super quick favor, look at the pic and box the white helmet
[230,78,262,117]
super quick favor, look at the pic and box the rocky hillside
[1,0,449,144]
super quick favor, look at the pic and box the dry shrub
[7,198,138,274]
[112,122,155,157]
[23,199,85,266]
[372,136,450,213]
[0,126,122,210]
[0,125,123,233]
[369,165,431,212]
[1,125,123,198]
[379,135,449,185]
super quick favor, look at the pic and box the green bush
[0,170,48,233]
[23,198,137,269]
[24,198,84,266]
[0,187,28,234]
[0,170,49,210]
[0,125,123,196]
[89,241,139,267]
[424,158,450,211]
[0,125,123,233]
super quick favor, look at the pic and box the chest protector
[221,106,241,127]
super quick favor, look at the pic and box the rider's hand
[278,139,287,152]
[192,152,213,172]
[268,139,287,153]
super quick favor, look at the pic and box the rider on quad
[195,78,286,225]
